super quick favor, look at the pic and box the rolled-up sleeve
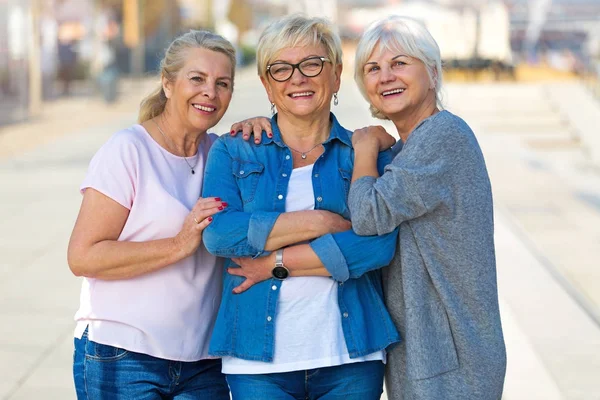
[202,138,281,258]
[247,211,280,252]
[310,228,398,282]
[308,148,399,281]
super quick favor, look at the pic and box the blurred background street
[1,0,600,399]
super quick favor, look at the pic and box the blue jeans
[226,360,384,400]
[73,328,229,399]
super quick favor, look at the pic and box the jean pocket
[405,299,459,380]
[232,160,264,204]
[85,339,130,362]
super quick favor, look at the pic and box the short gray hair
[257,14,343,80]
[354,16,444,120]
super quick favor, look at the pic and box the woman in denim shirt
[201,15,400,400]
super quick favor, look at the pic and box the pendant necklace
[152,119,199,174]
[286,142,323,159]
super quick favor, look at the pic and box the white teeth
[290,92,314,98]
[193,104,216,112]
[382,89,405,96]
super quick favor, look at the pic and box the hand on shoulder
[352,125,396,152]
[229,117,273,144]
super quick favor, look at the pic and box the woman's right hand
[352,125,396,152]
[173,197,226,258]
[230,117,273,144]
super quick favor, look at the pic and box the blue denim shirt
[202,113,401,361]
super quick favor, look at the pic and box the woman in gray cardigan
[350,16,506,399]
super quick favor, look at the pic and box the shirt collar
[263,113,353,148]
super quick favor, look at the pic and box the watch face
[272,266,289,280]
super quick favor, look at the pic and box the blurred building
[507,0,600,73]
[341,0,513,77]
[0,0,205,126]
[1,0,32,125]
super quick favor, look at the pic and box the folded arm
[349,125,456,236]
[201,138,350,258]
[229,147,399,292]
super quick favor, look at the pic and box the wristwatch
[271,249,290,280]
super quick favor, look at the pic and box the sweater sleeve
[348,117,460,236]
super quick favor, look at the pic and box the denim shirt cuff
[310,234,349,282]
[248,211,282,257]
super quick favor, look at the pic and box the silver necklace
[287,142,323,159]
[152,119,199,174]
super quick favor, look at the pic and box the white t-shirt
[222,164,384,374]
[74,124,223,362]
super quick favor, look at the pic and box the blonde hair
[354,16,444,120]
[256,14,343,80]
[138,30,236,123]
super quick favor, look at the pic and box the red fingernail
[208,217,213,222]
[222,202,228,207]
[215,197,221,201]
[218,206,224,210]
[268,134,273,138]
[230,130,235,135]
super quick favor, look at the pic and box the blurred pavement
[1,67,599,399]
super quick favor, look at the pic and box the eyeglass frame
[266,56,332,82]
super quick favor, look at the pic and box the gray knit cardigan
[348,110,506,400]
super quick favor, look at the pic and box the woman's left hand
[229,254,276,294]
[352,125,396,151]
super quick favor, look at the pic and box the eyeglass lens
[269,57,325,81]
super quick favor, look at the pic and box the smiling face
[362,43,435,122]
[163,47,233,133]
[261,44,342,120]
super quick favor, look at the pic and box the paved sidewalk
[1,69,599,399]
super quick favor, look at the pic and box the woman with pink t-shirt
[66,30,235,399]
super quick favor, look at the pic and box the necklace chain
[152,119,199,174]
[286,142,323,159]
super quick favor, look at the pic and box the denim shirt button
[282,173,287,177]
[278,194,283,200]
[317,196,323,202]
[267,316,272,322]
[314,173,319,178]
[339,282,343,286]
[239,170,245,175]
[343,312,349,318]
[271,285,277,290]
[285,155,290,160]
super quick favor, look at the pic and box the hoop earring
[271,102,276,115]
[333,93,339,106]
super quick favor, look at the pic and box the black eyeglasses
[266,56,331,82]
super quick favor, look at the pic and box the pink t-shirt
[74,124,223,362]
